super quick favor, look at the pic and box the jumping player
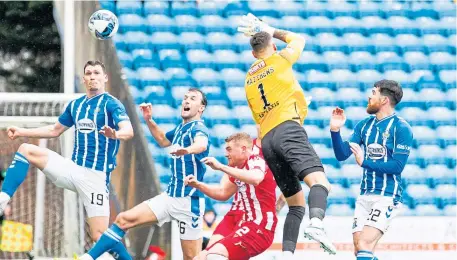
[238,13,335,255]
[0,60,134,258]
[186,132,277,260]
[330,80,413,260]
[79,88,210,260]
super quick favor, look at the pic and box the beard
[366,104,380,114]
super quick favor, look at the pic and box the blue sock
[109,242,132,260]
[88,224,128,260]
[357,250,376,260]
[1,152,30,197]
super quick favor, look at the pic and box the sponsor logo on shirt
[77,118,96,134]
[396,144,411,151]
[367,143,386,160]
[248,60,266,75]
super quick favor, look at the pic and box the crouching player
[186,132,277,260]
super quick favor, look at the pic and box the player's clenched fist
[7,126,22,140]
[184,175,199,188]
[139,103,153,121]
[201,157,223,171]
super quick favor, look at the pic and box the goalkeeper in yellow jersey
[238,13,336,256]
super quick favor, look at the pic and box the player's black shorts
[261,120,324,198]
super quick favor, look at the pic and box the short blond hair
[225,132,253,148]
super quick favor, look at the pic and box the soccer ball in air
[88,10,119,40]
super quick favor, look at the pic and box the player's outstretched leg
[79,202,158,260]
[0,144,48,216]
[302,171,336,254]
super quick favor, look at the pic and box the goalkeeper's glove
[237,13,275,37]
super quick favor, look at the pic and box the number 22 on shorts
[235,226,250,237]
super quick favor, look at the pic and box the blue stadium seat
[416,17,444,35]
[418,145,446,165]
[357,2,383,18]
[434,1,456,18]
[382,2,411,18]
[323,159,347,186]
[220,68,246,88]
[282,16,309,34]
[116,1,142,15]
[129,87,143,104]
[336,88,364,106]
[146,15,176,33]
[132,49,159,69]
[357,69,384,89]
[443,205,456,216]
[175,15,200,34]
[235,105,255,124]
[444,145,456,160]
[335,17,364,35]
[440,16,456,36]
[297,51,327,73]
[427,107,456,126]
[350,52,376,71]
[323,51,349,71]
[435,184,456,207]
[138,67,165,86]
[402,164,428,185]
[399,107,429,126]
[330,69,358,88]
[328,2,358,18]
[214,50,241,70]
[201,86,230,107]
[406,184,436,206]
[223,1,249,17]
[164,68,194,87]
[121,68,140,88]
[395,34,424,53]
[187,49,215,70]
[303,1,328,17]
[308,88,336,108]
[113,33,127,50]
[326,204,353,216]
[414,205,442,216]
[388,16,418,36]
[426,164,456,186]
[423,34,453,53]
[343,33,373,53]
[179,32,206,51]
[430,52,456,71]
[118,14,147,33]
[403,52,430,71]
[211,124,239,146]
[439,70,456,90]
[307,16,336,34]
[117,50,133,69]
[239,50,256,69]
[316,33,346,53]
[362,16,391,35]
[345,106,368,121]
[144,0,169,16]
[327,184,353,206]
[144,85,174,106]
[124,31,150,50]
[171,86,192,103]
[200,15,231,34]
[206,32,235,51]
[341,164,363,186]
[150,32,180,50]
[150,105,177,124]
[349,183,361,199]
[191,68,222,87]
[239,124,257,138]
[276,1,304,17]
[158,49,187,70]
[99,1,116,13]
[197,1,225,16]
[232,33,251,53]
[370,33,398,53]
[227,87,247,106]
[411,3,438,19]
[437,126,457,146]
[412,126,438,147]
[383,70,410,85]
[248,1,279,17]
[170,1,197,16]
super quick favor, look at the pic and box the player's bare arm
[7,122,68,140]
[140,103,172,147]
[185,175,237,201]
[99,120,134,140]
[202,157,265,186]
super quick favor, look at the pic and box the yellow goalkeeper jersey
[244,33,308,138]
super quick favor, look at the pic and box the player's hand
[99,126,117,139]
[201,157,223,171]
[330,107,347,132]
[349,142,364,166]
[184,175,199,188]
[170,146,190,156]
[139,103,153,121]
[7,126,22,140]
[237,13,275,37]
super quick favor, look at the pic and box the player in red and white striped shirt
[185,132,277,260]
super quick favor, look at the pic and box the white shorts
[352,195,402,234]
[43,150,110,218]
[145,192,205,240]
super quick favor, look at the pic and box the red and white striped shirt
[228,140,278,231]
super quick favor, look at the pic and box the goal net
[0,93,88,259]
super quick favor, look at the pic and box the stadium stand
[102,0,456,217]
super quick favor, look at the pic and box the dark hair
[374,79,403,107]
[84,60,106,73]
[188,87,207,107]
[250,32,272,53]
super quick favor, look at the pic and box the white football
[88,10,119,40]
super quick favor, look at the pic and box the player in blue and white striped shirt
[330,80,413,260]
[0,60,134,259]
[79,88,210,260]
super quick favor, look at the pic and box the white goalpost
[0,93,86,259]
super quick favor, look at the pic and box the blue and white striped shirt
[349,114,413,201]
[58,93,130,173]
[165,120,210,198]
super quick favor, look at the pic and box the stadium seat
[137,67,165,86]
[303,1,328,18]
[435,184,456,207]
[149,105,177,124]
[228,87,248,106]
[412,126,438,147]
[197,1,225,16]
[434,1,456,18]
[187,49,215,70]
[430,52,456,71]
[327,184,353,206]
[406,184,436,206]
[330,69,358,88]
[403,52,430,71]
[328,2,358,19]
[282,16,309,34]
[388,16,418,36]
[296,52,326,73]
[357,69,383,88]
[424,34,453,53]
[191,68,222,87]
[158,49,187,70]
[396,34,424,53]
[414,205,442,216]
[116,1,142,15]
[211,124,239,146]
[362,16,391,35]
[179,32,206,51]
[307,16,336,35]
[144,85,174,106]
[326,204,353,216]
[146,15,176,33]
[144,1,169,16]
[239,124,257,138]
[426,164,456,186]
[132,49,159,69]
[117,50,133,69]
[205,105,236,127]
[316,33,346,53]
[118,14,146,33]
[323,51,349,71]
[443,205,456,216]
[200,15,230,34]
[276,1,304,17]
[124,31,150,50]
[220,68,246,88]
[402,164,428,185]
[234,105,254,125]
[170,1,197,16]
[358,2,383,18]
[411,3,438,19]
[206,32,235,51]
[416,17,444,35]
[214,50,241,70]
[427,107,456,126]
[150,32,180,50]
[175,15,200,34]
[343,33,373,53]
[248,1,279,17]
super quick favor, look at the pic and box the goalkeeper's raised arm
[237,13,306,64]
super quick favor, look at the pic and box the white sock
[282,251,294,257]
[0,192,11,203]
[79,254,94,260]
[310,217,323,228]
